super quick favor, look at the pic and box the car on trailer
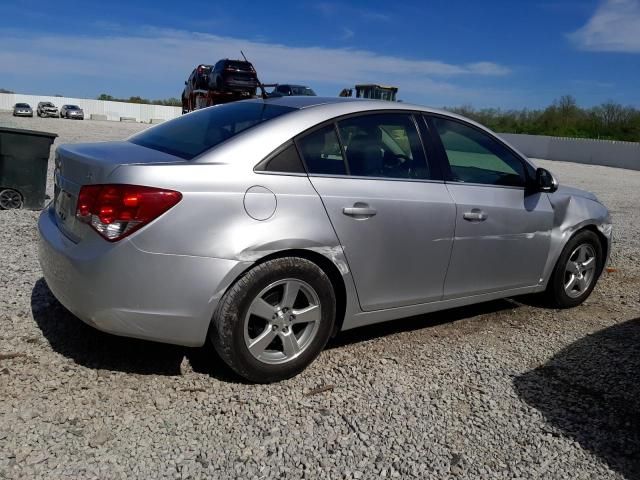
[271,84,317,97]
[181,58,263,114]
[181,64,213,113]
[207,59,259,95]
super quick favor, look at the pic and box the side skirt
[341,284,543,331]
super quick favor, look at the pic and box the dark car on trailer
[181,64,213,113]
[208,59,258,95]
[271,84,317,97]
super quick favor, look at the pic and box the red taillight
[76,184,182,241]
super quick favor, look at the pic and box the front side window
[337,113,430,179]
[129,102,295,160]
[297,125,347,175]
[431,116,526,187]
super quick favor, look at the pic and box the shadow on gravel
[329,298,518,348]
[31,278,242,382]
[514,318,640,480]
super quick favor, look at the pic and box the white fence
[0,93,181,123]
[500,133,640,171]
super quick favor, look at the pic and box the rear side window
[297,125,347,175]
[129,103,295,160]
[337,113,430,179]
[431,117,527,187]
[258,143,305,173]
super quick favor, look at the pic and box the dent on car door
[297,113,456,311]
[427,115,554,298]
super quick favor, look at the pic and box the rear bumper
[224,79,258,91]
[38,207,247,347]
[14,111,33,117]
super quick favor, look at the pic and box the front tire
[211,257,336,383]
[545,230,603,308]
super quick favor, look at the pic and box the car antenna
[241,50,268,100]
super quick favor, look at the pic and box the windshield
[42,103,54,107]
[15,103,29,108]
[68,105,80,109]
[129,102,295,160]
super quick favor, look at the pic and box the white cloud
[340,27,355,40]
[0,26,511,104]
[568,0,640,52]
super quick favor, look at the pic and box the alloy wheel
[244,279,321,365]
[564,244,596,298]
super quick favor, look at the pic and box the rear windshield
[226,61,253,71]
[15,103,29,108]
[129,102,295,160]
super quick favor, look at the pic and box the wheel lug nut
[272,325,278,331]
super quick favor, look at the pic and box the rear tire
[545,230,603,308]
[211,257,336,383]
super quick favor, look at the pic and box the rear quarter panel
[110,163,342,262]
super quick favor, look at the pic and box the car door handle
[343,205,377,218]
[463,209,488,222]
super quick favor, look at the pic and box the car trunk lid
[53,141,184,242]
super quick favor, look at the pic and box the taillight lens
[76,184,182,241]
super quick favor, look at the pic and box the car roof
[194,96,532,170]
[243,95,453,116]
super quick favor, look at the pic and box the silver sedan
[38,97,612,382]
[12,103,33,117]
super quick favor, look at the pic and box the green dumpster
[0,127,57,210]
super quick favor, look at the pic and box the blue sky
[1,0,639,108]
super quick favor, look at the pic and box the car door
[425,115,554,299]
[297,112,456,311]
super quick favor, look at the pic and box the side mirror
[184,81,187,85]
[536,167,558,193]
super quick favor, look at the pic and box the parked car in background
[272,84,316,96]
[37,102,58,118]
[208,59,258,95]
[39,97,611,383]
[12,103,33,117]
[60,105,84,120]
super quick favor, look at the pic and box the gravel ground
[1,112,639,479]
